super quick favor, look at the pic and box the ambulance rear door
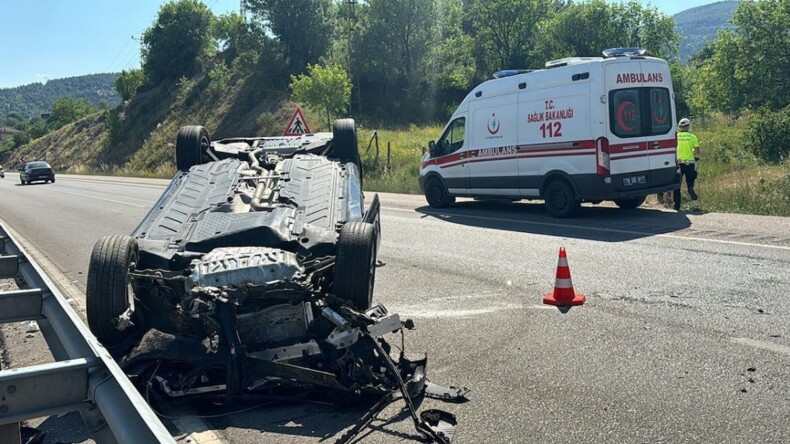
[640,60,677,176]
[605,61,652,191]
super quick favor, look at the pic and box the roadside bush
[208,63,231,94]
[743,106,790,163]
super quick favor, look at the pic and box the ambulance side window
[434,117,466,157]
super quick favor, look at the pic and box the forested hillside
[0,73,120,121]
[674,1,737,62]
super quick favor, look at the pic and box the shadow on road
[179,397,425,443]
[30,412,93,444]
[415,200,695,242]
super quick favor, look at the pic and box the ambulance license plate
[623,175,646,186]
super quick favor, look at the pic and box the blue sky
[0,0,722,89]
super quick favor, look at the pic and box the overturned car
[85,119,465,443]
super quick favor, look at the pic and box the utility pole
[346,0,359,115]
[131,35,144,68]
[240,0,246,19]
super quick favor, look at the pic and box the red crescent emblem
[616,101,636,132]
[488,114,500,135]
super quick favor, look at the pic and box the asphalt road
[1,172,789,443]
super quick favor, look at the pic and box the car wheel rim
[127,253,137,311]
[552,190,567,210]
[200,136,209,160]
[367,248,376,305]
[429,184,443,203]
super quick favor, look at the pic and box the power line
[106,38,133,72]
[109,43,137,72]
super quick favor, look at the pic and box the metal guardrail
[0,223,176,444]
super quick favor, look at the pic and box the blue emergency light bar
[492,69,533,79]
[602,47,647,57]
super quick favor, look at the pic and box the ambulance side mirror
[428,141,436,155]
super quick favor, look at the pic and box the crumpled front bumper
[119,303,469,443]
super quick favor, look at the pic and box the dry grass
[694,163,790,216]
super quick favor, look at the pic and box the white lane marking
[171,415,225,443]
[382,206,790,251]
[47,188,147,208]
[731,338,790,357]
[391,303,554,318]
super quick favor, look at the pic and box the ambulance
[418,48,680,217]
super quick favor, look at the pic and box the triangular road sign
[284,108,311,136]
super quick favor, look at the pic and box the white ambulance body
[418,48,680,217]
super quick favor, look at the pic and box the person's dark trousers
[673,162,697,209]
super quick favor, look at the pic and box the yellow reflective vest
[677,131,699,162]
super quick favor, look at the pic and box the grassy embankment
[677,115,789,216]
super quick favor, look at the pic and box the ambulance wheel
[335,221,377,310]
[544,180,580,218]
[86,235,138,346]
[614,196,646,209]
[176,125,211,172]
[425,178,454,208]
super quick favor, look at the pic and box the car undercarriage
[86,120,467,443]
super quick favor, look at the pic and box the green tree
[422,0,476,118]
[351,0,443,120]
[48,97,97,130]
[692,0,790,114]
[689,30,743,115]
[744,106,790,163]
[729,0,789,110]
[537,0,679,61]
[115,69,146,101]
[142,0,215,83]
[468,0,568,73]
[246,0,334,73]
[212,12,247,62]
[290,64,351,126]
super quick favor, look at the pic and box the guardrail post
[0,255,19,278]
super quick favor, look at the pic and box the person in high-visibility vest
[673,117,700,210]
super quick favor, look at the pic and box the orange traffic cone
[543,247,586,306]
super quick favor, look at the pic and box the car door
[430,116,469,194]
[467,99,519,196]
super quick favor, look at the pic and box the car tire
[335,221,377,310]
[544,180,580,218]
[330,118,362,174]
[86,235,138,346]
[425,178,454,208]
[176,125,211,172]
[614,196,646,209]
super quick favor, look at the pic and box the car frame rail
[0,223,175,444]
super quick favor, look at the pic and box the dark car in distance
[20,161,55,184]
